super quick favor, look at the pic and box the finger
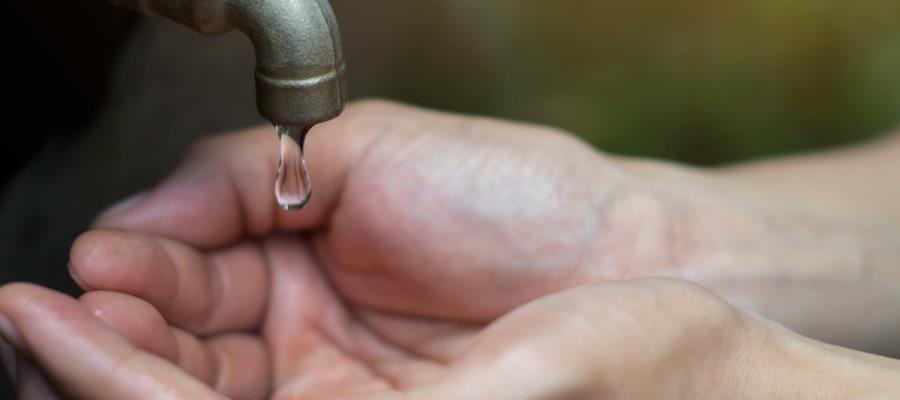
[172,331,271,400]
[204,334,271,399]
[0,283,223,400]
[92,100,419,248]
[76,293,272,399]
[70,229,269,335]
[79,291,179,363]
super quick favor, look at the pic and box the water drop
[274,124,313,210]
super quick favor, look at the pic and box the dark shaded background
[2,0,899,396]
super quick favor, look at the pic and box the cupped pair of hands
[0,101,874,399]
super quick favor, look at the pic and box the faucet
[109,0,347,127]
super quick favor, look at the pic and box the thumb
[91,100,418,249]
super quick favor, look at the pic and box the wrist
[713,312,900,399]
[597,155,900,358]
[711,132,900,227]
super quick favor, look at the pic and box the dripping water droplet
[274,124,312,210]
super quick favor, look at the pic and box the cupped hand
[46,101,776,397]
[3,100,898,398]
[80,100,779,322]
[1,276,766,399]
[88,100,638,321]
[90,100,889,328]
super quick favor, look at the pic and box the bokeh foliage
[339,0,900,165]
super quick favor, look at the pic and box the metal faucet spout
[109,0,347,126]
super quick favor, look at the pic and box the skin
[0,100,899,398]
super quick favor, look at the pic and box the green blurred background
[336,0,900,165]
[3,0,900,292]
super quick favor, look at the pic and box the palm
[249,115,620,395]
[253,234,476,398]
[309,113,638,321]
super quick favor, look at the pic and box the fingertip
[79,291,179,363]
[69,230,122,291]
[70,230,142,275]
[69,230,177,306]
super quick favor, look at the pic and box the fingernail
[94,191,149,224]
[0,336,16,383]
[0,315,23,350]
